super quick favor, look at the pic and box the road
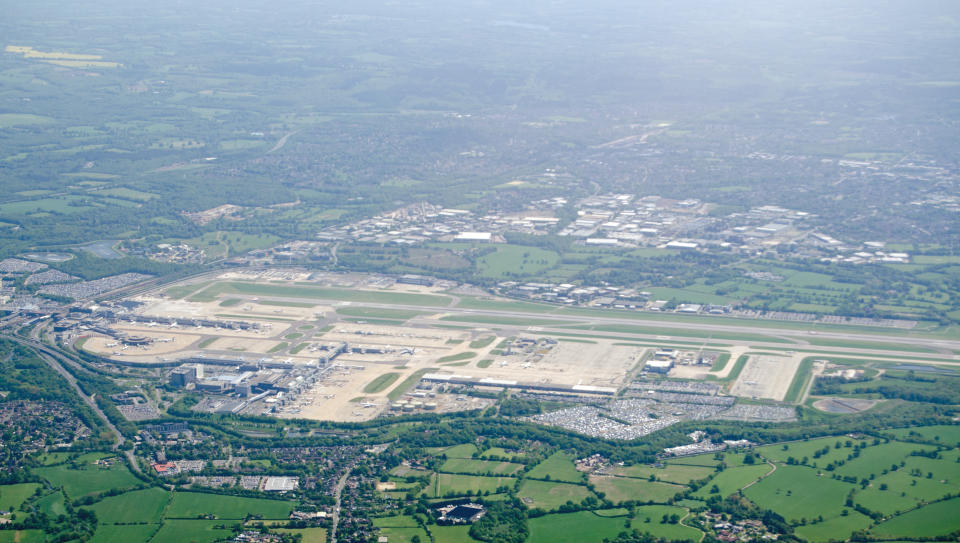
[0,333,140,473]
[329,467,352,543]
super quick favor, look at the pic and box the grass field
[439,458,524,476]
[438,351,477,363]
[756,435,866,466]
[387,368,438,401]
[590,475,684,504]
[0,483,40,512]
[165,492,294,519]
[0,530,46,543]
[89,523,160,543]
[274,527,328,543]
[34,459,140,498]
[631,505,702,541]
[431,525,477,543]
[165,282,211,300]
[88,487,170,524]
[783,357,815,403]
[884,424,960,445]
[364,372,401,393]
[469,336,496,349]
[189,281,452,307]
[691,465,769,499]
[526,452,583,483]
[854,468,954,515]
[424,473,513,497]
[794,510,873,542]
[35,491,67,517]
[517,479,594,510]
[742,465,853,523]
[150,520,234,543]
[476,245,559,279]
[336,306,426,320]
[611,463,715,484]
[870,497,960,538]
[832,441,936,480]
[527,510,629,543]
[197,337,218,348]
[438,443,479,458]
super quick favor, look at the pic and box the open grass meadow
[439,457,525,476]
[527,510,630,543]
[87,487,170,524]
[756,435,867,465]
[742,465,853,523]
[34,459,140,499]
[364,372,401,393]
[89,524,161,543]
[150,519,234,543]
[832,441,937,480]
[589,476,685,504]
[517,479,595,511]
[690,464,770,499]
[526,452,584,483]
[424,473,514,497]
[164,491,295,519]
[884,424,960,445]
[273,528,328,543]
[431,525,477,543]
[0,530,45,543]
[870,497,960,538]
[189,281,452,307]
[0,483,40,511]
[630,505,702,541]
[794,511,874,542]
[611,463,716,485]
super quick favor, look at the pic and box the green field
[438,443,479,458]
[832,441,936,480]
[527,510,629,543]
[150,519,234,543]
[35,491,67,517]
[274,527,328,543]
[0,530,45,543]
[742,465,853,523]
[336,306,426,320]
[590,475,685,504]
[164,492,295,519]
[476,245,559,279]
[526,452,583,483]
[691,465,770,499]
[783,357,816,403]
[517,480,595,510]
[0,483,40,512]
[34,458,140,498]
[854,468,956,515]
[88,487,170,524]
[756,435,866,466]
[884,424,960,445]
[189,281,452,306]
[870,497,960,538]
[364,372,401,393]
[431,525,477,543]
[438,351,478,363]
[611,463,715,485]
[424,473,513,497]
[89,523,161,543]
[439,458,524,476]
[630,505,702,541]
[793,510,873,542]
